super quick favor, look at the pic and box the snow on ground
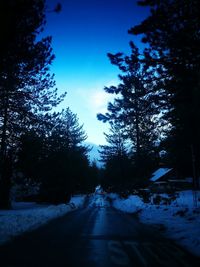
[0,195,86,245]
[70,195,86,208]
[109,190,200,257]
[110,194,144,213]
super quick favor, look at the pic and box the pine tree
[99,123,128,161]
[37,108,89,203]
[129,0,200,179]
[99,123,132,190]
[50,108,87,151]
[0,0,65,208]
[98,43,160,182]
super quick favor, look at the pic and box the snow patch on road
[0,195,86,245]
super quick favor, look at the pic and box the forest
[98,0,200,192]
[0,0,200,208]
[0,0,99,209]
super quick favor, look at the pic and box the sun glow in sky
[45,0,148,145]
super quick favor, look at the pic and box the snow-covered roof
[150,168,172,182]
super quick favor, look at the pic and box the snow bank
[140,203,200,256]
[70,195,86,208]
[111,194,144,213]
[0,195,86,245]
[111,190,200,257]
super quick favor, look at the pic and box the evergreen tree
[98,43,160,182]
[99,123,127,163]
[17,108,91,204]
[49,108,87,151]
[0,0,65,208]
[99,123,132,190]
[129,0,200,180]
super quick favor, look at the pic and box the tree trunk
[0,94,11,209]
[135,87,140,159]
[0,154,12,209]
[0,92,9,159]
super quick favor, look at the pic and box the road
[0,200,199,267]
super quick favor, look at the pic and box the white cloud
[89,79,119,114]
[90,90,113,114]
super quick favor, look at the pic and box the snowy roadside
[108,190,200,257]
[0,195,86,245]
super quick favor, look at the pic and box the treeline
[98,0,200,190]
[0,0,98,209]
[17,109,99,204]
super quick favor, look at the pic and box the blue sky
[45,0,148,145]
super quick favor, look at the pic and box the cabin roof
[150,168,173,182]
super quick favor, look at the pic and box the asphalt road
[0,201,199,267]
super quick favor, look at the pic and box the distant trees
[99,123,127,162]
[99,123,132,190]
